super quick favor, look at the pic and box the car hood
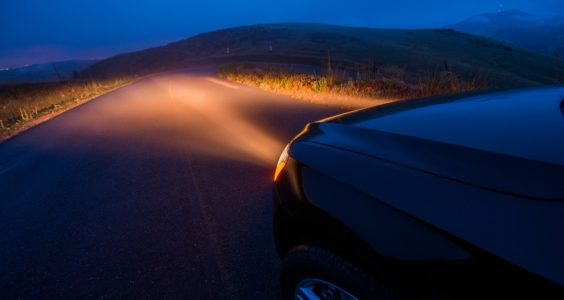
[299,87,564,201]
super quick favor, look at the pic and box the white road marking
[167,81,175,100]
[205,77,240,89]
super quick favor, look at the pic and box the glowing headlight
[274,144,290,181]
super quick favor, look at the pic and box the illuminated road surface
[0,71,344,299]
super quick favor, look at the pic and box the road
[0,71,344,299]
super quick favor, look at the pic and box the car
[272,86,564,299]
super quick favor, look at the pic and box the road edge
[0,76,151,144]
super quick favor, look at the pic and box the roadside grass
[0,77,133,138]
[218,64,488,108]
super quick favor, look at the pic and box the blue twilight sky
[0,0,562,68]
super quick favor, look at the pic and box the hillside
[0,60,98,85]
[448,10,564,58]
[81,23,564,88]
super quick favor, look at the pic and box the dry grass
[419,69,489,97]
[218,64,488,108]
[0,78,133,133]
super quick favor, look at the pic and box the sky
[1,0,562,68]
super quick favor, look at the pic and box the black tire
[281,245,395,300]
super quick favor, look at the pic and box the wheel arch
[274,199,389,278]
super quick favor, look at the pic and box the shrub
[217,64,487,107]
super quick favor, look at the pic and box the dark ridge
[80,23,564,89]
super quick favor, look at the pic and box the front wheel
[281,245,395,300]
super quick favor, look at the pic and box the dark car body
[273,87,564,299]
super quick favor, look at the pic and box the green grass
[0,77,133,132]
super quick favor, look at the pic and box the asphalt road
[0,71,344,299]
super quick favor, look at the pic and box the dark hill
[81,23,564,88]
[448,10,564,59]
[0,59,98,85]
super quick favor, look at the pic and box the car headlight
[274,144,290,181]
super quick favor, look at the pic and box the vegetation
[218,63,488,108]
[0,77,133,136]
[82,23,564,90]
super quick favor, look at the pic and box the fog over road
[0,71,344,299]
